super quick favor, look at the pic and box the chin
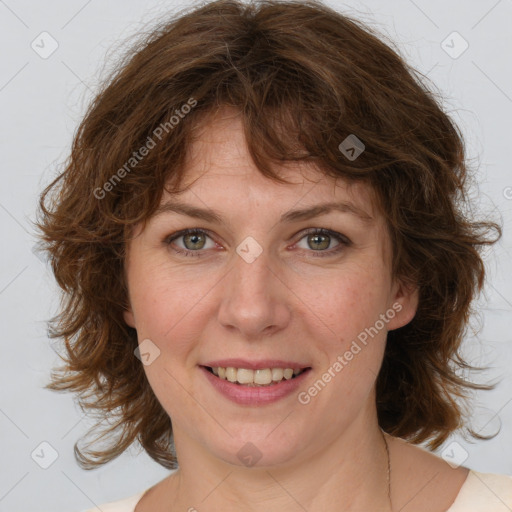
[206,430,305,469]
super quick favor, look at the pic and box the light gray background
[0,0,511,511]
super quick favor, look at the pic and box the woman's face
[123,108,418,468]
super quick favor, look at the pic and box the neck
[166,401,392,512]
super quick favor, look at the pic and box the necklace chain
[380,428,393,511]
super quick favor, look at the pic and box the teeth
[272,368,284,381]
[237,368,254,384]
[225,367,237,383]
[283,368,293,380]
[210,366,306,386]
[254,368,272,385]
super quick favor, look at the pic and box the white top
[80,470,512,512]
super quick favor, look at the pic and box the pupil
[310,234,328,250]
[186,233,204,249]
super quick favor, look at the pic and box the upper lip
[202,359,312,370]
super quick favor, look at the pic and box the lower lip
[200,366,312,406]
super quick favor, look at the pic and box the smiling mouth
[203,366,311,387]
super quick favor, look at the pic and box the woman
[36,1,511,511]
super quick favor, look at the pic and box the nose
[216,241,292,340]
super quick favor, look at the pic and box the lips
[199,363,312,405]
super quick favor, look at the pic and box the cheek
[129,258,198,321]
[294,263,390,342]
[299,272,389,414]
[127,268,206,416]
[127,262,224,374]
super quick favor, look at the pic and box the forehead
[166,107,379,219]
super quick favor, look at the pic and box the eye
[164,227,350,259]
[294,228,350,257]
[164,228,217,257]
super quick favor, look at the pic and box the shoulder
[78,489,147,512]
[448,470,512,512]
[386,435,511,512]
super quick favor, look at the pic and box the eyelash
[164,227,350,258]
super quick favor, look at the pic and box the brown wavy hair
[35,0,502,470]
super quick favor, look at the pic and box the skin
[123,107,469,512]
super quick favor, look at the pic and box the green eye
[164,227,350,258]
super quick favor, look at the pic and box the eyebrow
[153,199,373,225]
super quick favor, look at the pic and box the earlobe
[123,309,136,328]
[387,280,419,331]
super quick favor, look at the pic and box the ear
[123,308,136,329]
[386,278,419,331]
